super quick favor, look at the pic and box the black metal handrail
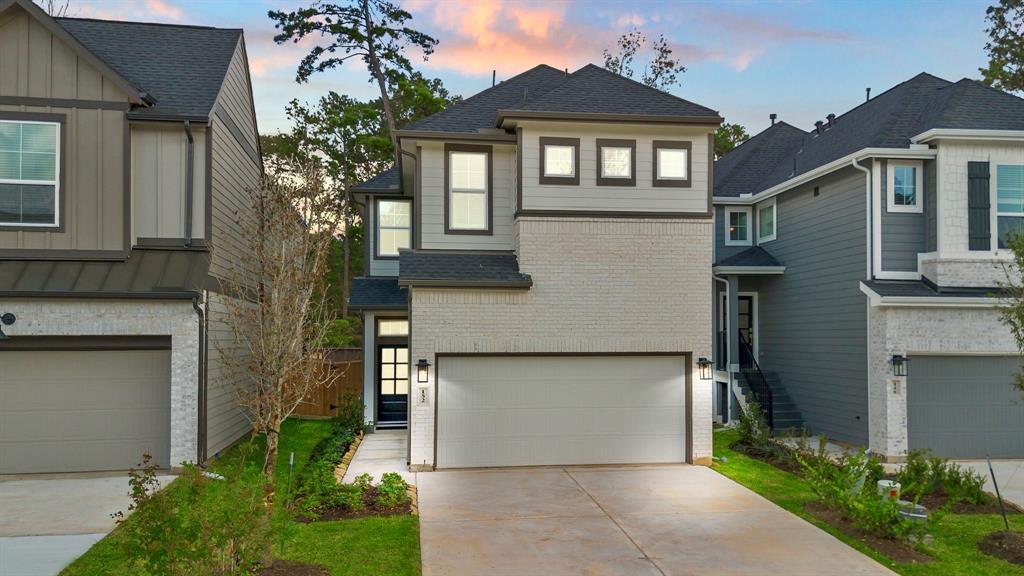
[738,331,774,430]
[716,330,728,370]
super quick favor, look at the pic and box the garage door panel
[437,356,687,468]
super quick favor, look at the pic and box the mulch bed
[804,501,933,564]
[980,531,1024,565]
[298,485,413,522]
[913,490,1021,515]
[258,560,330,576]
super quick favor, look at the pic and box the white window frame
[656,147,688,180]
[448,150,490,232]
[0,119,61,228]
[724,206,752,246]
[543,144,576,178]
[375,198,411,258]
[994,163,1024,251]
[756,199,777,244]
[600,146,632,179]
[887,160,923,214]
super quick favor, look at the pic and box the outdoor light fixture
[697,357,713,380]
[0,312,15,340]
[890,354,909,377]
[416,358,431,384]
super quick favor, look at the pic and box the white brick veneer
[409,217,714,469]
[0,299,200,467]
[867,303,1015,461]
[918,254,1014,288]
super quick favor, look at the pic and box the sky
[63,0,994,137]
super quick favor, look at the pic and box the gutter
[859,282,1000,308]
[712,265,786,275]
[850,157,873,280]
[184,121,195,247]
[192,292,209,464]
[396,279,533,289]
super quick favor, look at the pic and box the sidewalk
[341,429,416,485]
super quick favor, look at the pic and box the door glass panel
[382,348,394,362]
[395,379,409,395]
[381,365,395,379]
[395,348,409,363]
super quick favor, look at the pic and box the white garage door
[436,355,688,468]
[0,349,171,474]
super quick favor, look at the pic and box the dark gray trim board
[395,130,516,143]
[0,111,67,233]
[443,143,494,236]
[0,249,127,261]
[0,335,172,351]
[0,290,198,299]
[515,127,523,212]
[595,138,636,187]
[516,209,712,219]
[397,279,533,288]
[135,238,210,250]
[706,133,714,212]
[0,96,130,111]
[652,140,692,188]
[212,103,260,169]
[414,146,422,249]
[496,110,724,126]
[538,136,580,186]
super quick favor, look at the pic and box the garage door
[908,355,1024,458]
[0,349,171,474]
[436,355,688,468]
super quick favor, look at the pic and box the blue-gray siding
[880,160,925,272]
[714,205,753,263]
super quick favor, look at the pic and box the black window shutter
[968,161,991,251]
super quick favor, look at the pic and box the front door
[377,345,409,428]
[719,294,756,350]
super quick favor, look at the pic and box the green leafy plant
[375,472,411,509]
[334,483,366,512]
[897,449,990,505]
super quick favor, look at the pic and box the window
[0,119,60,227]
[725,207,751,246]
[596,139,636,186]
[376,199,411,257]
[538,137,579,185]
[377,318,409,337]
[757,200,776,243]
[997,165,1024,249]
[446,144,491,233]
[887,161,922,213]
[653,140,691,187]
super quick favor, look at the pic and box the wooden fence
[293,348,363,418]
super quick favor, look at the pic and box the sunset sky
[66,0,993,137]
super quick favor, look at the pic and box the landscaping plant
[897,449,990,505]
[376,472,412,509]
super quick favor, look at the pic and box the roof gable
[714,122,806,198]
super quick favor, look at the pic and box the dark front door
[738,295,754,349]
[377,345,409,428]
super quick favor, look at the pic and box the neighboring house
[711,72,1024,460]
[350,64,719,470]
[0,0,260,474]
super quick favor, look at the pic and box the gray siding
[924,159,937,253]
[204,291,251,457]
[750,167,869,445]
[132,124,207,241]
[880,160,925,272]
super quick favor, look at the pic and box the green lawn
[62,419,421,576]
[712,427,1024,576]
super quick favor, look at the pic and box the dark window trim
[0,335,171,351]
[444,143,493,236]
[374,197,412,260]
[596,138,637,187]
[652,140,692,188]
[0,111,67,232]
[538,136,580,185]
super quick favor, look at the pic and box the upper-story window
[888,161,922,213]
[757,199,776,243]
[0,119,60,227]
[653,140,691,188]
[376,198,411,258]
[725,206,752,246]
[997,164,1024,249]
[539,137,579,185]
[446,144,491,234]
[596,139,636,186]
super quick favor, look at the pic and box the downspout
[399,147,417,466]
[192,291,208,465]
[851,157,872,279]
[712,274,732,422]
[184,121,195,247]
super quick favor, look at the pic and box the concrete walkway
[959,460,1024,508]
[417,465,895,576]
[342,429,415,485]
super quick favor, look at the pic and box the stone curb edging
[333,431,364,482]
[408,485,418,516]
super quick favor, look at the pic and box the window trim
[886,160,923,214]
[725,206,752,246]
[0,112,65,231]
[595,138,636,187]
[444,143,493,235]
[538,137,580,185]
[995,163,1024,250]
[756,198,777,244]
[374,197,412,260]
[375,317,410,338]
[652,140,692,188]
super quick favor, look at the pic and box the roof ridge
[822,71,952,129]
[557,63,719,115]
[55,16,242,32]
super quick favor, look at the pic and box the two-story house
[351,64,719,470]
[0,0,260,474]
[711,72,1024,461]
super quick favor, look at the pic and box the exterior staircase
[736,370,806,434]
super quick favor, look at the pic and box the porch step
[736,371,806,434]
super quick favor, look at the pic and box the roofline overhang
[396,279,533,289]
[714,146,938,206]
[128,114,210,124]
[395,129,516,143]
[712,265,786,275]
[348,303,409,312]
[859,281,999,308]
[0,290,199,300]
[496,109,724,128]
[911,128,1024,144]
[352,186,403,195]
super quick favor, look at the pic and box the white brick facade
[867,303,1015,460]
[0,298,200,467]
[409,217,714,469]
[918,253,1014,288]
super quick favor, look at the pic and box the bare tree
[602,28,687,90]
[43,0,70,17]
[216,161,344,477]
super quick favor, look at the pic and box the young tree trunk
[361,0,402,164]
[341,209,351,319]
[262,426,279,478]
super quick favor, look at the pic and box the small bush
[334,483,365,512]
[376,472,411,509]
[295,417,362,516]
[897,449,989,505]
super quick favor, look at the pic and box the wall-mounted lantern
[697,357,713,380]
[0,312,15,340]
[890,354,909,377]
[416,358,431,384]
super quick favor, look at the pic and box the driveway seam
[563,468,667,576]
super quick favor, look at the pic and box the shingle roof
[398,250,532,287]
[55,17,242,119]
[352,166,401,194]
[862,280,1003,298]
[713,246,783,268]
[349,277,409,310]
[714,122,806,198]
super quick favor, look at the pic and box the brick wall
[409,216,714,468]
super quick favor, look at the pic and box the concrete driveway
[0,473,174,576]
[418,465,895,576]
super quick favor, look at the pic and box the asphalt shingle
[862,280,1002,298]
[398,250,532,287]
[352,166,401,194]
[349,277,409,310]
[713,246,783,268]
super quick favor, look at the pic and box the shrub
[334,483,365,512]
[376,472,411,509]
[897,449,989,505]
[295,418,361,516]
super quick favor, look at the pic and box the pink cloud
[614,13,646,28]
[145,0,182,21]
[70,0,183,23]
